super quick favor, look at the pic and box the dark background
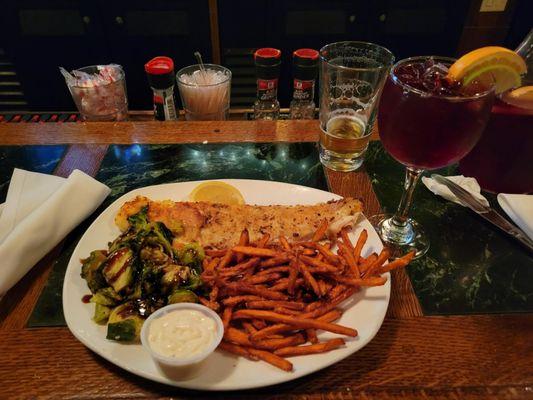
[0,0,531,112]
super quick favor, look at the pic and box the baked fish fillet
[115,196,362,248]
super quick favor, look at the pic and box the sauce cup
[140,303,223,380]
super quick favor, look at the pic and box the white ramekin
[140,302,223,380]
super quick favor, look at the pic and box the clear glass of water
[319,42,394,171]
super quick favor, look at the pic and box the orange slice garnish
[448,46,527,94]
[501,85,533,110]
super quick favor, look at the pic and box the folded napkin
[421,175,490,207]
[497,194,533,240]
[0,169,110,296]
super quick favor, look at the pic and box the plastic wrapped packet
[60,64,128,121]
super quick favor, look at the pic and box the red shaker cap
[293,48,319,60]
[144,56,174,75]
[254,48,281,60]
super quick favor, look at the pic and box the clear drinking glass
[66,65,128,121]
[372,56,495,258]
[176,64,231,121]
[319,41,394,171]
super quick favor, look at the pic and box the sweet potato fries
[200,223,414,372]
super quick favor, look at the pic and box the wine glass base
[368,213,429,259]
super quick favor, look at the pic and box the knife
[431,174,533,253]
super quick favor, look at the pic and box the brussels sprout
[182,270,203,291]
[140,245,168,264]
[102,247,134,293]
[127,206,149,230]
[93,304,111,324]
[161,264,191,292]
[90,287,122,306]
[178,243,205,268]
[81,250,108,293]
[146,222,175,256]
[168,289,199,304]
[107,319,143,342]
[108,229,137,254]
[106,303,144,342]
[126,207,175,257]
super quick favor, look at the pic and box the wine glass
[371,56,495,258]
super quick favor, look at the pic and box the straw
[178,65,230,119]
[194,51,208,85]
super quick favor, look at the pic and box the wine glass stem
[391,166,424,228]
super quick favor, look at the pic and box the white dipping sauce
[148,309,217,359]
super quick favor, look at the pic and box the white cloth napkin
[497,194,533,240]
[0,168,110,296]
[421,175,490,207]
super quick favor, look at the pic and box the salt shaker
[145,56,178,121]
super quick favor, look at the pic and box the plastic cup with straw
[176,52,232,120]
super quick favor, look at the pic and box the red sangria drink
[371,56,495,258]
[379,57,494,169]
[459,30,533,194]
[459,97,533,193]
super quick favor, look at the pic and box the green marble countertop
[365,141,533,315]
[0,145,66,202]
[97,143,327,201]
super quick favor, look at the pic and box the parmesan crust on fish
[115,196,362,248]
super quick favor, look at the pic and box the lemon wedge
[189,181,245,205]
[448,46,527,94]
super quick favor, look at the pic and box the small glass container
[65,65,128,121]
[319,41,394,171]
[176,64,231,121]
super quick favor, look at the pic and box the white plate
[63,179,389,390]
